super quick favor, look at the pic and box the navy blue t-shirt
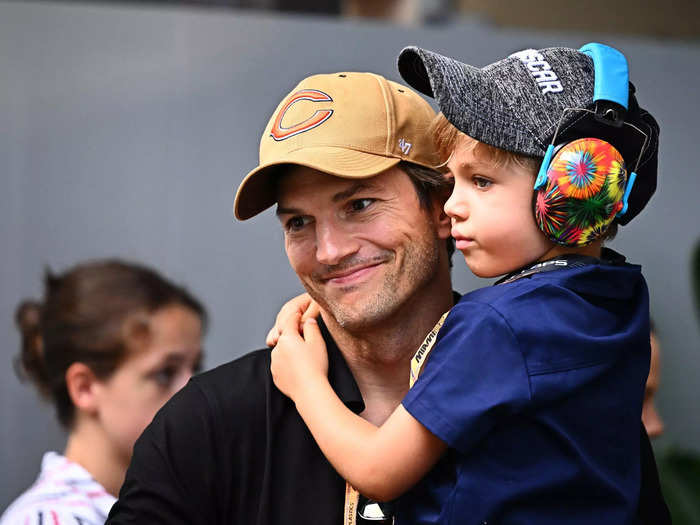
[399,257,650,524]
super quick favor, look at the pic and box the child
[271,43,660,524]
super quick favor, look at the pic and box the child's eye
[285,216,310,232]
[473,176,492,189]
[349,198,374,212]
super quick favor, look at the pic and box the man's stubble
[306,227,442,333]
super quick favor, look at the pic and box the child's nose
[444,191,467,220]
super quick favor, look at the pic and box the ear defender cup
[534,137,627,247]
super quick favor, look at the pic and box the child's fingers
[267,304,289,347]
[269,348,286,392]
[301,318,328,375]
[268,294,312,346]
[279,309,303,337]
[300,299,321,323]
[286,294,307,315]
[281,293,311,321]
[266,326,281,347]
[295,292,313,311]
[301,317,323,344]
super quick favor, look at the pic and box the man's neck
[321,272,454,425]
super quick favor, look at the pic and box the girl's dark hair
[14,259,207,428]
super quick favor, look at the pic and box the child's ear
[65,362,100,416]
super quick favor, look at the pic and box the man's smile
[321,262,384,285]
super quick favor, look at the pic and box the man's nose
[315,221,359,266]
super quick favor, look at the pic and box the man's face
[277,166,450,331]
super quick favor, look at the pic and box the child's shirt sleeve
[402,300,531,455]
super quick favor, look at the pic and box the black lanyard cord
[496,248,626,286]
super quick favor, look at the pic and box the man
[106,71,456,524]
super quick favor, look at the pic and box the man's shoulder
[151,348,276,433]
[189,348,273,406]
[195,348,272,388]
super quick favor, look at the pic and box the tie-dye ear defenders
[533,43,650,247]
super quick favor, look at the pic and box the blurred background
[1,0,699,517]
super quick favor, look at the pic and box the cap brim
[398,46,481,104]
[398,46,497,147]
[397,46,437,98]
[234,147,401,220]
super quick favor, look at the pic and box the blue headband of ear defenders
[579,43,635,216]
[579,43,629,111]
[537,43,631,190]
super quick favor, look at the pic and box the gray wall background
[1,0,698,510]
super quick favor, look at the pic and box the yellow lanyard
[409,310,450,388]
[343,482,360,525]
[342,310,451,524]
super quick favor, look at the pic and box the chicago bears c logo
[270,89,333,141]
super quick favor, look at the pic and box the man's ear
[430,188,452,240]
[65,362,100,416]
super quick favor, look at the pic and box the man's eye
[286,216,308,231]
[349,198,374,212]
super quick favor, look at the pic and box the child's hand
[266,293,320,347]
[270,312,329,401]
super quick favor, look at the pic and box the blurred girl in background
[1,259,206,524]
[643,322,665,439]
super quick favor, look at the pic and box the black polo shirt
[106,319,363,525]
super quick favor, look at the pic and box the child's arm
[265,293,320,347]
[270,314,447,502]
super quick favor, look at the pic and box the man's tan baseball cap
[234,72,441,220]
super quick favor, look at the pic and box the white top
[0,452,116,525]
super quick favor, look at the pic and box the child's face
[444,136,554,278]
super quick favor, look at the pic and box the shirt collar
[318,317,365,415]
[495,248,629,286]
